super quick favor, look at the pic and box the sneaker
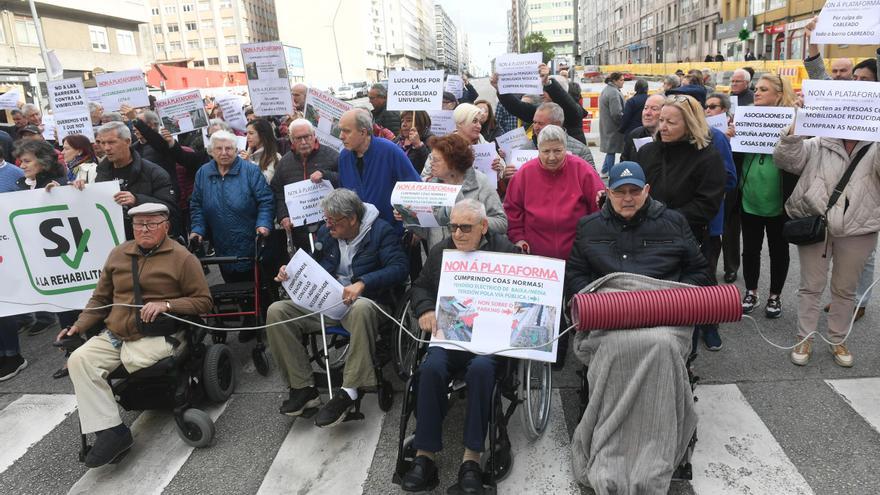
[830,343,854,368]
[84,424,133,468]
[401,455,439,492]
[742,291,759,314]
[702,328,723,351]
[790,340,812,366]
[455,460,484,494]
[765,296,782,319]
[0,355,28,382]
[314,390,355,428]
[279,386,321,416]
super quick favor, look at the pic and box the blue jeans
[0,316,20,356]
[602,153,616,174]
[413,347,497,453]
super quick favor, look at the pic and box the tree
[522,33,555,63]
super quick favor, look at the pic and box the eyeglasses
[291,134,313,142]
[449,223,478,233]
[132,220,167,231]
[323,214,348,225]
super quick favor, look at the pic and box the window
[221,17,234,28]
[168,23,179,32]
[188,39,200,49]
[164,5,177,14]
[151,7,160,15]
[153,25,162,34]
[224,35,237,46]
[182,3,194,12]
[186,22,197,31]
[15,19,38,45]
[202,19,214,29]
[219,0,232,8]
[156,43,164,52]
[204,37,217,48]
[207,57,219,65]
[169,41,182,50]
[193,60,205,67]
[199,1,211,11]
[704,24,709,42]
[89,25,109,52]
[117,30,137,55]
[227,55,239,63]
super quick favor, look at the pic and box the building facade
[384,0,438,71]
[435,4,458,74]
[523,0,576,64]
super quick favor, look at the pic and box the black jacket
[566,198,710,295]
[458,83,480,104]
[618,92,648,136]
[270,144,340,222]
[497,78,586,144]
[132,119,209,174]
[372,106,401,135]
[620,126,651,163]
[15,171,67,190]
[731,89,754,107]
[133,139,181,202]
[635,139,725,237]
[411,233,520,317]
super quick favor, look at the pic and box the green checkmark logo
[60,228,91,269]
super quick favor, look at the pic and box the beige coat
[773,134,879,237]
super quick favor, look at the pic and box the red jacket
[503,154,603,260]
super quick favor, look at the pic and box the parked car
[336,85,357,100]
[350,81,369,98]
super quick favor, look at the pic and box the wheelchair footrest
[447,482,496,495]
[343,411,365,422]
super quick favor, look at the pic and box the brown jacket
[74,236,213,341]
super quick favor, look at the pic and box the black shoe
[279,386,321,416]
[0,355,27,382]
[454,460,484,494]
[52,366,70,379]
[238,329,257,343]
[702,328,723,351]
[741,291,759,314]
[765,296,782,319]
[84,425,133,468]
[401,455,439,492]
[723,272,737,283]
[314,390,354,428]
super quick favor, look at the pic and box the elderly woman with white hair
[189,130,274,283]
[420,103,505,182]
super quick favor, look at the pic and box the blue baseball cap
[608,161,646,190]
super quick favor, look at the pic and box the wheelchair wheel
[518,360,552,441]
[252,345,270,377]
[393,300,421,381]
[378,379,394,412]
[203,344,235,403]
[310,333,349,372]
[177,408,215,448]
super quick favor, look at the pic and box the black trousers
[740,211,790,294]
[722,189,741,275]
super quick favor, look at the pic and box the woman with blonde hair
[421,103,505,182]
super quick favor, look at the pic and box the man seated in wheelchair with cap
[266,188,408,427]
[566,162,710,494]
[56,203,213,468]
[400,198,519,494]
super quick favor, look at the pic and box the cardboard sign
[731,106,795,154]
[431,250,565,363]
[0,182,125,317]
[94,69,150,111]
[390,182,463,228]
[445,75,464,100]
[0,89,20,110]
[241,41,293,116]
[795,79,880,142]
[471,143,498,189]
[281,249,348,321]
[428,110,455,136]
[706,113,730,133]
[156,90,209,135]
[387,70,444,111]
[495,127,529,158]
[304,87,352,139]
[284,179,334,226]
[495,52,543,95]
[812,0,880,45]
[215,93,248,132]
[508,149,539,170]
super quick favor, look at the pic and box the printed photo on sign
[795,79,880,142]
[731,106,795,154]
[156,90,209,135]
[387,70,444,111]
[284,179,334,226]
[241,41,293,116]
[304,87,352,139]
[390,182,462,228]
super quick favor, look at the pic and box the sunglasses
[449,223,478,233]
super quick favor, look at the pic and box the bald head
[292,83,308,110]
[641,94,665,130]
[830,58,854,80]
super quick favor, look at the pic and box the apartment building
[524,0,576,63]
[435,4,458,73]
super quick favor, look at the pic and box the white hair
[452,198,487,221]
[97,121,131,140]
[289,118,315,134]
[453,103,482,126]
[537,124,567,146]
[208,129,237,151]
[21,103,40,117]
[732,68,752,83]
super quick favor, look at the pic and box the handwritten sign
[284,179,334,226]
[495,52,543,95]
[812,0,880,45]
[47,78,93,142]
[731,106,795,154]
[387,70,444,111]
[795,79,880,142]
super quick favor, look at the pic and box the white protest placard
[284,179,334,226]
[94,69,149,112]
[0,89,20,109]
[495,127,529,158]
[729,95,739,114]
[387,70,444,111]
[47,78,93,142]
[472,143,498,189]
[633,136,653,151]
[431,250,564,362]
[0,181,125,317]
[812,0,880,45]
[41,115,57,141]
[215,93,248,132]
[304,87,352,139]
[54,114,94,143]
[731,106,795,154]
[155,90,209,135]
[508,149,539,170]
[235,135,248,151]
[428,110,455,136]
[390,182,463,228]
[495,52,543,95]
[795,79,880,142]
[315,128,344,152]
[281,249,348,321]
[706,113,730,133]
[445,75,464,100]
[241,41,293,116]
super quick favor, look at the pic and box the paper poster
[508,149,539,170]
[304,87,352,139]
[731,106,795,154]
[215,93,248,132]
[431,250,565,362]
[495,127,529,158]
[235,135,248,151]
[445,75,464,100]
[633,136,653,151]
[241,41,293,116]
[472,143,498,189]
[0,89,20,109]
[390,182,463,228]
[428,110,455,136]
[54,114,94,143]
[155,90,209,135]
[284,179,334,226]
[495,52,543,95]
[315,128,344,152]
[281,249,349,321]
[729,95,739,114]
[47,78,93,142]
[41,115,57,141]
[94,69,150,112]
[812,0,880,45]
[0,181,125,317]
[706,113,730,133]
[387,70,444,111]
[795,80,880,142]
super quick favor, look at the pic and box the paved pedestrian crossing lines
[2,380,880,494]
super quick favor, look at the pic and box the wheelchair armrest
[126,356,177,379]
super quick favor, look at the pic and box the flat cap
[127,202,169,217]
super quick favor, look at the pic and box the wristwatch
[165,301,172,311]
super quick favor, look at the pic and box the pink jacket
[503,154,603,260]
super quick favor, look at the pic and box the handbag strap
[131,255,142,305]
[825,143,873,214]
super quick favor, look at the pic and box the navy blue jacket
[618,92,648,136]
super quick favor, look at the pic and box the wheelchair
[72,320,236,462]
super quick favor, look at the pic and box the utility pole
[27,0,55,108]
[331,0,345,84]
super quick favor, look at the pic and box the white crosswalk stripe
[826,378,880,434]
[0,394,77,474]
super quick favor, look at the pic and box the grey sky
[434,0,510,75]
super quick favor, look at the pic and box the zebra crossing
[2,378,879,494]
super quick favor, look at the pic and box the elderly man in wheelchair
[566,163,711,494]
[266,188,408,427]
[56,203,213,468]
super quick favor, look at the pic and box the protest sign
[215,93,248,132]
[304,87,352,139]
[281,249,348,320]
[235,135,248,151]
[156,90,209,135]
[428,110,455,136]
[445,75,464,100]
[0,89,20,109]
[315,128,344,152]
[633,136,653,151]
[495,52,543,95]
[95,69,149,111]
[241,41,293,116]
[812,0,880,45]
[0,182,125,317]
[54,114,94,142]
[431,250,565,362]
[508,149,539,170]
[387,70,444,111]
[706,113,729,133]
[731,106,795,154]
[284,179,334,226]
[41,115,57,141]
[390,182,462,228]
[795,79,880,142]
[729,95,739,114]
[47,78,93,142]
[495,127,529,158]
[472,143,498,189]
